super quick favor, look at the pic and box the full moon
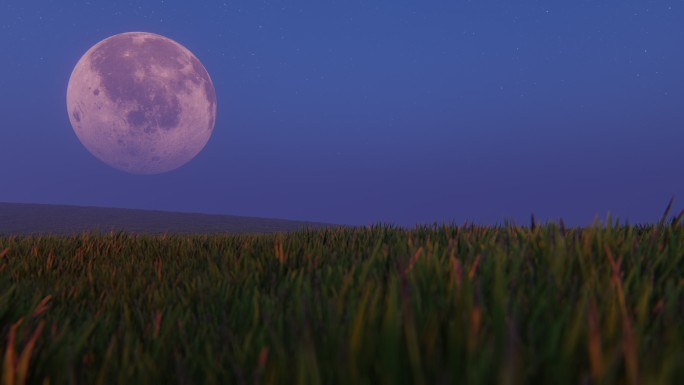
[66,32,217,174]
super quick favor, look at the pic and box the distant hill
[0,202,340,236]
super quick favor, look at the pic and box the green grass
[1,218,683,384]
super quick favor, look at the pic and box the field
[1,216,683,384]
[0,202,333,236]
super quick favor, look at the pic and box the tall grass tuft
[0,218,683,384]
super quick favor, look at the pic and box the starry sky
[1,1,683,227]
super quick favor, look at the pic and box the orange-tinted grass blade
[253,346,270,385]
[153,311,163,339]
[451,256,463,288]
[32,295,53,318]
[403,247,423,275]
[16,320,45,385]
[3,319,23,385]
[275,238,286,264]
[468,306,482,352]
[587,301,604,382]
[257,346,269,371]
[468,254,481,280]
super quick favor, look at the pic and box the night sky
[1,1,683,227]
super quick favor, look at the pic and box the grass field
[1,214,683,384]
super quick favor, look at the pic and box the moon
[66,32,217,174]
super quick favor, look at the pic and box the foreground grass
[1,220,683,384]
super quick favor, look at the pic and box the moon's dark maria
[67,32,217,174]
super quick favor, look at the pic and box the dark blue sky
[1,1,683,227]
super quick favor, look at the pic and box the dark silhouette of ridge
[0,202,340,236]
